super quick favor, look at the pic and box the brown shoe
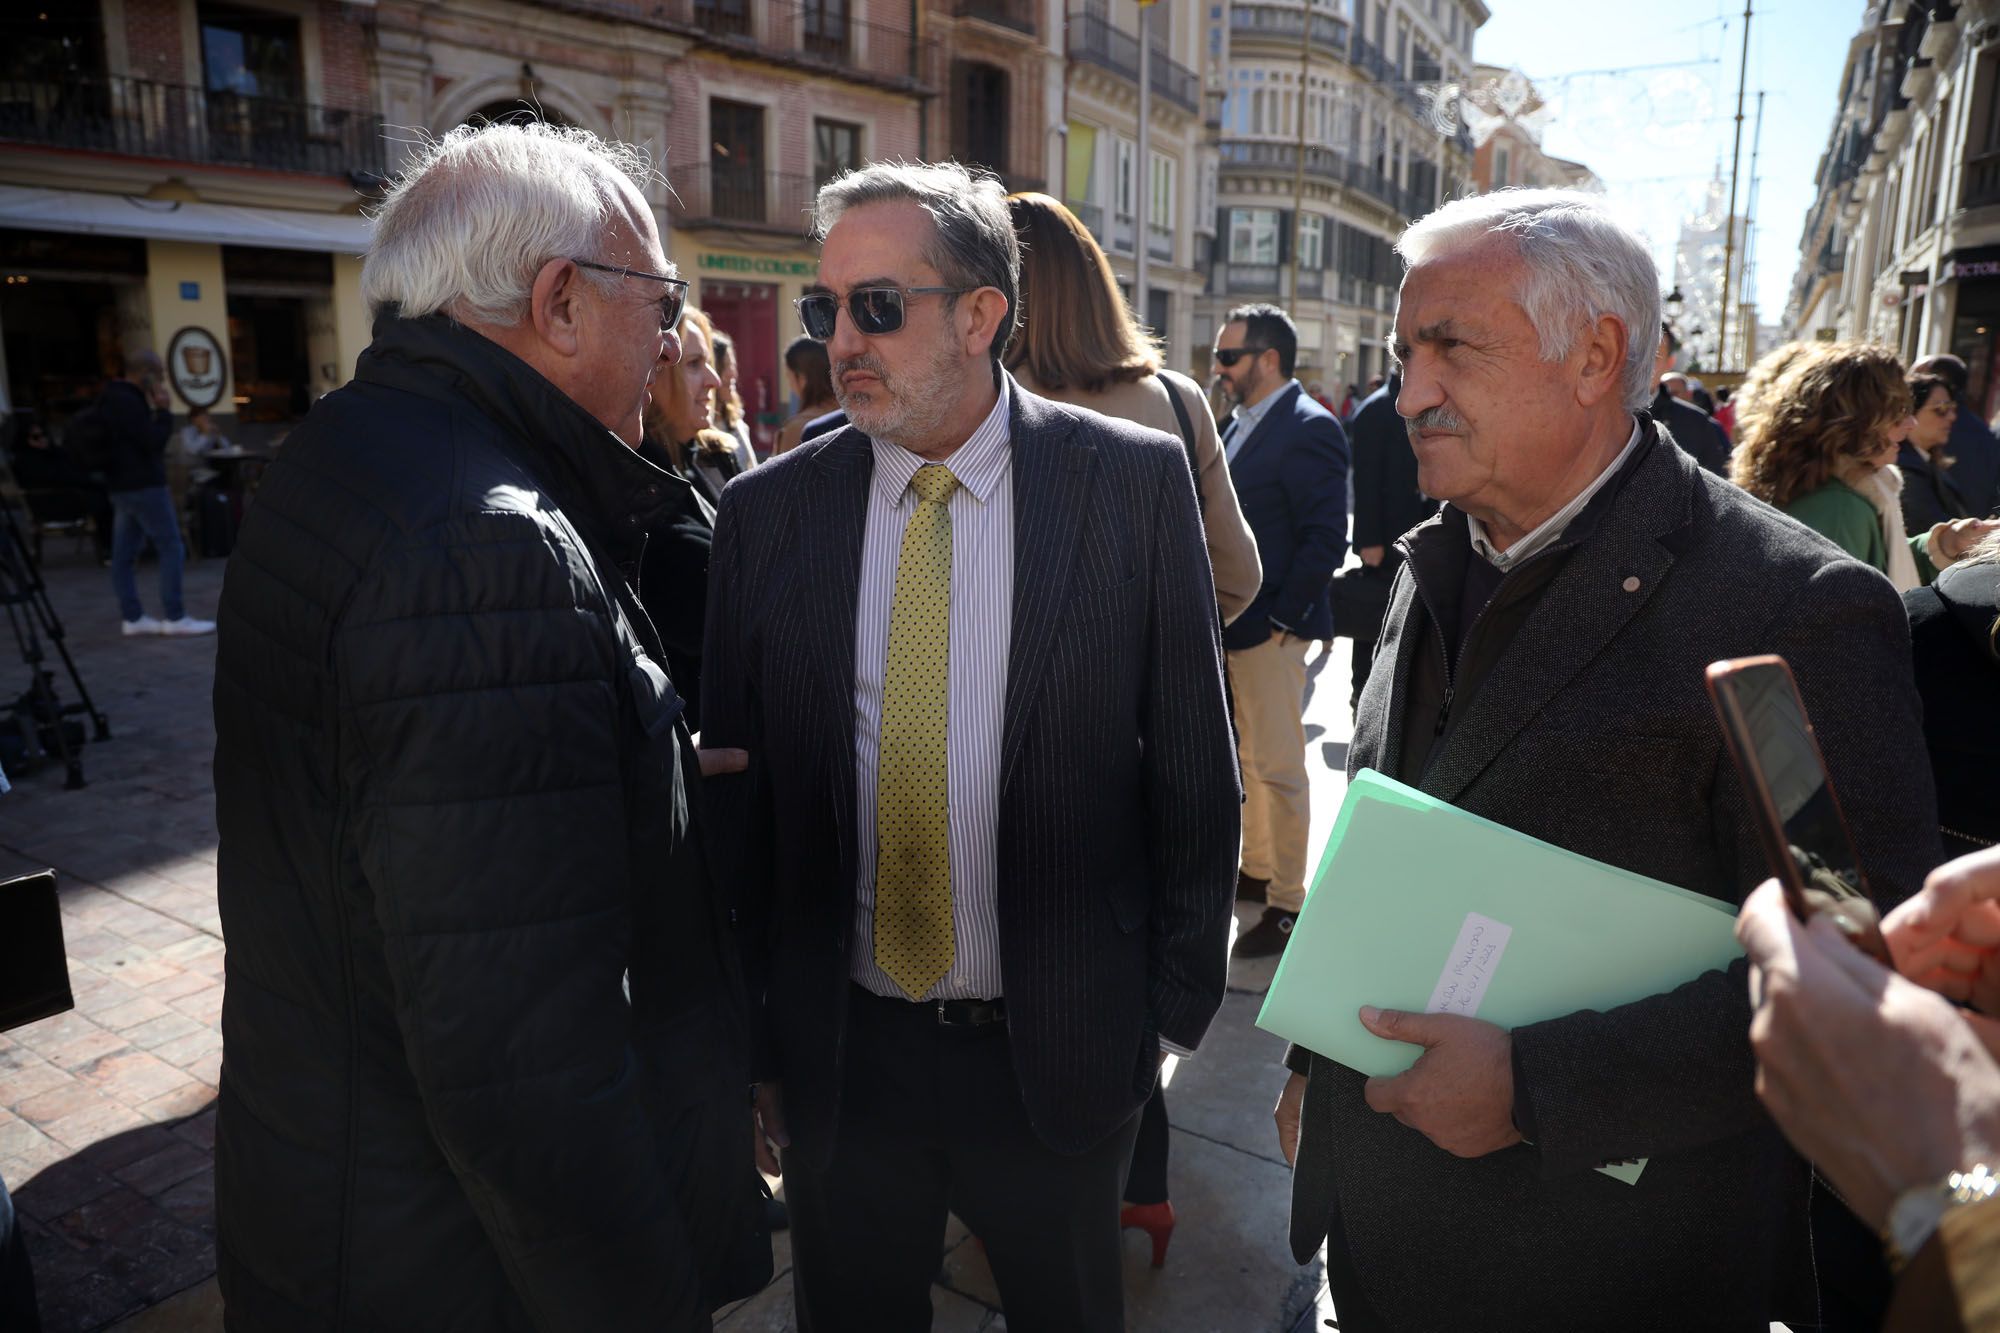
[1235,871,1269,904]
[1235,908,1297,958]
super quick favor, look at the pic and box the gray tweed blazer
[1288,424,1941,1331]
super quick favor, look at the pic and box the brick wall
[123,0,185,84]
[317,0,373,112]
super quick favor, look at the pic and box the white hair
[361,121,662,325]
[1397,188,1662,411]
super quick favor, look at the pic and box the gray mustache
[1405,406,1466,438]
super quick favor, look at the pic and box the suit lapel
[1351,547,1428,781]
[1423,442,1695,803]
[1229,381,1300,474]
[803,429,873,872]
[1001,389,1093,788]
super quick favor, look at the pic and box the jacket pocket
[1066,575,1138,624]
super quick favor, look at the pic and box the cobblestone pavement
[1,542,227,1332]
[0,540,1357,1333]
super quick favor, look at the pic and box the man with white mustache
[1272,188,1938,1331]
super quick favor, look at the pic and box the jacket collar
[1231,380,1304,469]
[355,314,688,567]
[1390,417,1691,801]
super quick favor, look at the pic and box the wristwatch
[1885,1163,2000,1272]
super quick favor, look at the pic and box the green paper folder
[1256,769,1742,1081]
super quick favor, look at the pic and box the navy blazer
[1221,381,1351,650]
[699,380,1241,1165]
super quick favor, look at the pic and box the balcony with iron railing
[668,163,819,233]
[956,0,1037,35]
[1225,263,1281,294]
[1227,3,1351,59]
[1219,138,1350,187]
[1350,35,1394,84]
[1067,13,1200,115]
[0,74,384,180]
[708,5,936,92]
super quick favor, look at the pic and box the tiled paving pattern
[0,541,1368,1332]
[0,545,227,1331]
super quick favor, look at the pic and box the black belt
[853,984,1006,1028]
[934,996,1006,1027]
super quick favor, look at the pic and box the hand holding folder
[1257,772,1741,1179]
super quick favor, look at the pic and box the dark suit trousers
[788,985,1143,1333]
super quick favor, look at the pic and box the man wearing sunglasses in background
[210,122,765,1330]
[1211,304,1352,959]
[700,159,1240,1330]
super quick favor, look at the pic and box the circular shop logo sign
[166,326,228,410]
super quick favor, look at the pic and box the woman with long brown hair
[644,307,752,509]
[1733,342,1990,586]
[1002,190,1260,1269]
[1004,191,1260,623]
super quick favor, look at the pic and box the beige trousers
[1227,631,1312,913]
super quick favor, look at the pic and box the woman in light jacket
[1004,191,1260,625]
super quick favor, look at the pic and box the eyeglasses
[1212,345,1268,368]
[570,259,688,333]
[1925,402,1958,418]
[795,286,971,341]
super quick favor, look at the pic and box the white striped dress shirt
[850,380,1014,1001]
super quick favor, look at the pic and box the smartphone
[1705,655,1893,964]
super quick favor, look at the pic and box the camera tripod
[0,496,110,789]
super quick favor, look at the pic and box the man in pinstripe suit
[700,161,1240,1331]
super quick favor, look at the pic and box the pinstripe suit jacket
[700,378,1241,1165]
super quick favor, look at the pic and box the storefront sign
[179,281,200,300]
[697,252,816,277]
[1944,246,2000,282]
[167,326,228,410]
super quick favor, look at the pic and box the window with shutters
[1229,208,1281,264]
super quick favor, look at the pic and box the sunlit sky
[1471,0,1861,321]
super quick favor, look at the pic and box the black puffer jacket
[212,315,762,1331]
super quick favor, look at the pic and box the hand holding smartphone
[1706,656,1894,966]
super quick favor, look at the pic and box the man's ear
[960,288,1012,361]
[528,258,588,359]
[1575,313,1629,409]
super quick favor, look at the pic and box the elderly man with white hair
[1270,189,1940,1330]
[210,122,766,1330]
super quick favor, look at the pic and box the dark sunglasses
[570,259,688,333]
[1212,345,1268,368]
[796,286,970,341]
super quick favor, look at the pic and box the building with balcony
[369,0,931,454]
[653,3,932,450]
[929,0,1054,198]
[0,2,382,439]
[1203,0,1486,390]
[1059,1,1214,372]
[1785,1,2000,414]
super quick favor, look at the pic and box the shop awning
[0,185,371,254]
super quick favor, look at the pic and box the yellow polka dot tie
[874,463,959,1000]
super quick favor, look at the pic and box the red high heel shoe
[1120,1201,1175,1268]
